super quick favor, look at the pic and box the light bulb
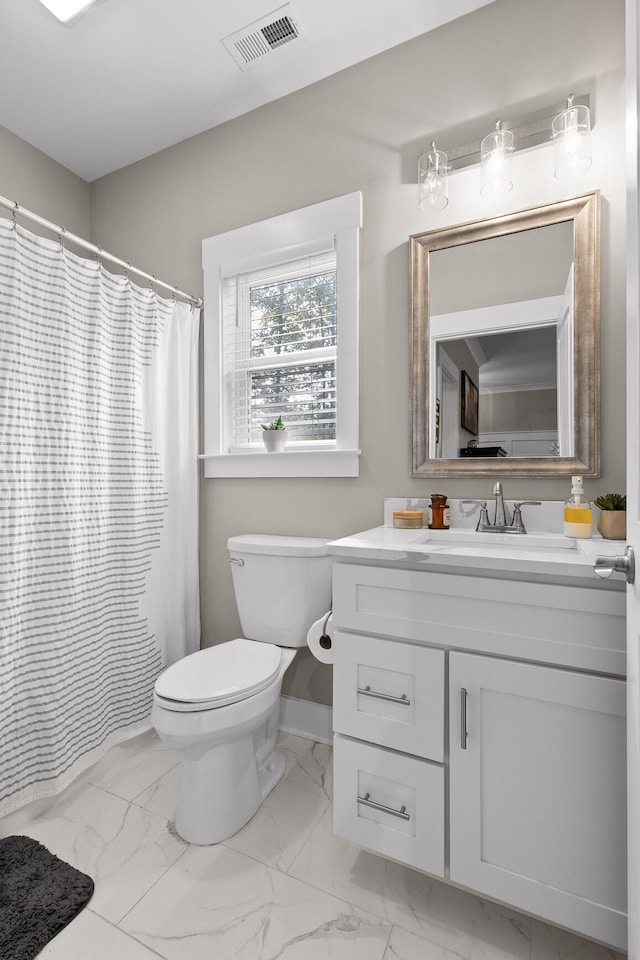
[480,121,514,198]
[552,96,592,180]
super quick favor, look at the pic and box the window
[202,193,361,478]
[224,252,337,447]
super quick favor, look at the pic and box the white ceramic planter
[262,429,288,453]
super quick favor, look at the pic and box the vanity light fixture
[36,0,102,23]
[480,120,514,198]
[417,94,593,210]
[418,142,449,213]
[552,94,592,180]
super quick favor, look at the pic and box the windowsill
[199,449,360,478]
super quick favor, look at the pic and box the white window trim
[201,193,362,478]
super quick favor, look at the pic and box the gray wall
[0,125,90,238]
[430,221,575,314]
[481,390,558,433]
[53,0,627,706]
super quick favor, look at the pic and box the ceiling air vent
[222,5,303,71]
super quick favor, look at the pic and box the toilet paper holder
[319,610,332,650]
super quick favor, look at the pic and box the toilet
[151,534,332,845]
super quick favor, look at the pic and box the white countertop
[327,525,627,586]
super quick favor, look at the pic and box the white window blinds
[222,250,338,449]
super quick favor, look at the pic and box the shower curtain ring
[58,226,66,248]
[11,203,18,224]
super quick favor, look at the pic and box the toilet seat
[154,638,282,712]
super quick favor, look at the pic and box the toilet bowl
[152,535,332,845]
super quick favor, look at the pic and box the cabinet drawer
[333,734,444,877]
[333,632,444,760]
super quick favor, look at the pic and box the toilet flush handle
[229,557,245,567]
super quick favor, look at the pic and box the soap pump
[563,476,593,539]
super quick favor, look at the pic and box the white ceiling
[0,0,494,182]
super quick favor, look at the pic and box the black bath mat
[0,835,94,960]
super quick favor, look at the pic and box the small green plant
[594,493,626,511]
[261,416,285,431]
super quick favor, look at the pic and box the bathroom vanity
[327,524,627,951]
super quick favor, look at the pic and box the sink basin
[409,528,578,551]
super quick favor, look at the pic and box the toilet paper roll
[307,611,334,664]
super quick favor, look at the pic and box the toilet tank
[227,534,332,647]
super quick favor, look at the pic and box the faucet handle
[462,499,490,531]
[511,501,542,533]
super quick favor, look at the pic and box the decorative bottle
[563,476,593,539]
[429,494,450,530]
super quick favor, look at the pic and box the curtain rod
[0,194,203,308]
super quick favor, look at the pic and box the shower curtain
[0,219,200,817]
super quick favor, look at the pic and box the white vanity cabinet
[330,559,627,951]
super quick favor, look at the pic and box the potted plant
[594,493,627,540]
[261,416,288,453]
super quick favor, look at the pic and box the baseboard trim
[279,695,333,745]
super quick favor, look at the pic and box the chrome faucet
[492,481,510,527]
[462,481,541,535]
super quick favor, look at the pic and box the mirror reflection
[430,221,573,460]
[410,192,600,478]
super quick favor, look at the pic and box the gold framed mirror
[410,191,600,478]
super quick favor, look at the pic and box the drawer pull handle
[357,792,411,821]
[461,687,468,750]
[357,685,411,706]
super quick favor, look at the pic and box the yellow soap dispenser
[563,476,593,539]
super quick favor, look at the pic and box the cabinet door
[449,653,627,952]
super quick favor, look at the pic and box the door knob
[594,546,635,584]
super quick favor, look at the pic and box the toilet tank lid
[227,534,330,557]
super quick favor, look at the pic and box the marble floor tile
[39,909,163,959]
[279,732,334,798]
[530,919,627,960]
[288,806,531,960]
[88,730,180,802]
[121,842,392,960]
[223,734,333,871]
[2,732,625,960]
[133,763,181,822]
[19,781,187,924]
[383,924,468,960]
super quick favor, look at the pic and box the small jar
[428,494,450,530]
[393,510,424,529]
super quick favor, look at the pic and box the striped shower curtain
[0,219,200,817]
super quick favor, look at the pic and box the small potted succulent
[594,492,626,540]
[261,416,288,453]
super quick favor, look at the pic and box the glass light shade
[552,100,592,179]
[418,144,449,213]
[480,123,514,198]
